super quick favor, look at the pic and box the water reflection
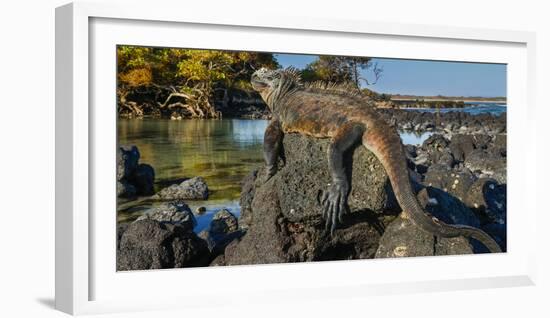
[118,119,268,223]
[230,119,267,145]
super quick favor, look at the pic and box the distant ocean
[403,102,506,116]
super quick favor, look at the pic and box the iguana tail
[362,124,502,253]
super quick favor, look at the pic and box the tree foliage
[116,46,278,118]
[301,55,382,88]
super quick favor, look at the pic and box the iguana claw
[321,182,349,235]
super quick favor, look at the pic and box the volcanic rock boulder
[137,201,197,232]
[449,134,475,162]
[130,163,155,195]
[270,133,397,222]
[239,169,258,229]
[417,187,480,228]
[154,176,209,200]
[117,145,140,181]
[222,133,395,265]
[423,164,477,202]
[464,149,506,183]
[116,145,155,197]
[465,178,506,225]
[117,219,210,271]
[199,209,244,258]
[375,187,480,258]
[375,215,473,258]
[417,134,455,168]
[117,180,136,198]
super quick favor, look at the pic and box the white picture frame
[55,1,537,315]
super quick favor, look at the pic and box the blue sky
[274,53,506,97]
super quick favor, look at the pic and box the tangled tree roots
[157,88,220,119]
[118,84,223,119]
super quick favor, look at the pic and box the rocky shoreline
[391,99,468,109]
[116,109,507,270]
[378,108,506,135]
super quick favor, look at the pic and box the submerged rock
[154,176,209,200]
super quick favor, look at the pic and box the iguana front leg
[321,123,365,235]
[263,118,284,181]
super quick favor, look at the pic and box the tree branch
[157,92,193,108]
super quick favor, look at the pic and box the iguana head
[251,68,301,110]
[250,68,279,92]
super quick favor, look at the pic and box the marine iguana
[250,67,502,253]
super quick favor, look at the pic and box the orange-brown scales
[251,67,501,253]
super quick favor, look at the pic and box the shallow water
[117,118,433,229]
[117,119,267,228]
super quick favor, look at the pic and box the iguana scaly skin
[251,67,501,253]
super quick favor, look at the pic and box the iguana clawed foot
[320,181,350,235]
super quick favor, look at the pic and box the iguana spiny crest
[251,67,366,110]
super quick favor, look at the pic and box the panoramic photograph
[115,46,507,271]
